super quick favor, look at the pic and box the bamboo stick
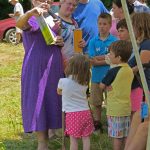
[121,1,150,149]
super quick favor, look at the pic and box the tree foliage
[0,0,13,20]
[101,0,112,10]
[0,0,31,20]
[1,0,150,20]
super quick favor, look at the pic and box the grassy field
[0,43,112,150]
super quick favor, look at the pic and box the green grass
[0,43,112,150]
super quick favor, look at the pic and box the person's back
[57,54,94,150]
[73,0,108,53]
[58,76,89,112]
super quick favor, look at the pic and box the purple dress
[21,17,64,133]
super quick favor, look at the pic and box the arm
[94,55,105,60]
[99,83,106,90]
[57,88,62,95]
[16,3,49,30]
[16,10,33,30]
[132,50,150,74]
[88,39,106,65]
[14,11,21,17]
[57,78,63,95]
[90,55,107,66]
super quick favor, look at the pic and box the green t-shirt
[102,63,134,116]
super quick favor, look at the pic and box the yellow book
[73,29,82,53]
[36,15,55,45]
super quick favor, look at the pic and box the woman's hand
[29,3,50,17]
[16,1,51,30]
[52,20,62,34]
[54,36,64,47]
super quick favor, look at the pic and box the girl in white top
[57,54,94,150]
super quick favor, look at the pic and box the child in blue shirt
[88,13,118,130]
[73,0,109,53]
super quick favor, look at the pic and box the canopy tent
[121,0,150,149]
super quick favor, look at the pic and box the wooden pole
[121,1,150,149]
[62,111,66,150]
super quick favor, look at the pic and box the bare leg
[82,136,90,150]
[16,32,21,43]
[90,83,103,123]
[125,121,148,150]
[70,136,78,150]
[113,138,123,150]
[121,137,127,150]
[124,111,141,150]
[94,105,102,121]
[130,111,136,122]
[48,129,55,138]
[36,131,48,150]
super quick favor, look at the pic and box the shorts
[89,83,103,106]
[130,87,143,112]
[107,116,131,138]
[65,110,94,138]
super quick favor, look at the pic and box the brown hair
[132,12,150,43]
[113,0,134,14]
[117,19,128,30]
[65,54,91,86]
[98,13,112,25]
[109,40,132,62]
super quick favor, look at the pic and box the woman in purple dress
[16,0,64,149]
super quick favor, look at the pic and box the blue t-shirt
[129,39,150,90]
[73,0,108,53]
[88,34,118,83]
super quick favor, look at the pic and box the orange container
[73,29,82,53]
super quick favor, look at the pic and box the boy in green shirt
[100,40,134,150]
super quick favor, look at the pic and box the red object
[0,18,16,41]
[0,2,59,43]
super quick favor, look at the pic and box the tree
[0,0,31,20]
[0,0,13,20]
[101,0,112,10]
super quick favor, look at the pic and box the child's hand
[106,86,112,91]
[90,57,96,65]
[57,88,62,95]
[9,13,14,17]
[90,57,99,65]
[105,53,111,64]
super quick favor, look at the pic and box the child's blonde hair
[132,13,150,43]
[65,54,91,86]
